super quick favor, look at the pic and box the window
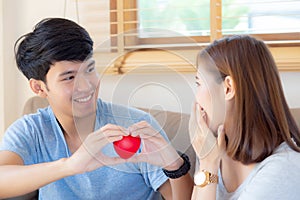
[78,0,300,73]
[106,0,300,73]
[110,0,300,49]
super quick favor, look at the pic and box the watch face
[194,171,207,185]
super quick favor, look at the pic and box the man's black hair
[14,18,94,82]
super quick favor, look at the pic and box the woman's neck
[221,154,257,193]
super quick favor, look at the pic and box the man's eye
[64,76,75,81]
[87,66,95,73]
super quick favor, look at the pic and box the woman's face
[195,62,226,135]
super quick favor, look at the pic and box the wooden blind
[110,0,299,49]
[73,0,300,74]
[66,0,111,49]
[68,0,116,73]
[114,49,197,74]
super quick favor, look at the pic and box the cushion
[290,108,300,129]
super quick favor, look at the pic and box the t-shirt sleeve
[0,116,37,165]
[138,162,169,191]
[235,151,300,200]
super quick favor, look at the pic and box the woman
[189,35,300,199]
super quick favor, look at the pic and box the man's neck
[55,113,97,154]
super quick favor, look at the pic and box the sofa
[4,96,300,200]
[4,96,196,200]
[21,96,197,174]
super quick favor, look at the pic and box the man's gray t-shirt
[0,99,169,200]
[217,142,300,200]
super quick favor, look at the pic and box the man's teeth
[75,94,92,102]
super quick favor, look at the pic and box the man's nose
[75,75,92,91]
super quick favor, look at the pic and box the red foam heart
[113,135,141,159]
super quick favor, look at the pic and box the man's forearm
[170,173,194,200]
[0,158,71,198]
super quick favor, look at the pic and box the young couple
[1,18,299,200]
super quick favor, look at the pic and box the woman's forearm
[192,160,219,200]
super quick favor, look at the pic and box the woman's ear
[29,79,47,98]
[224,76,235,100]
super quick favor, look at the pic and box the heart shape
[113,135,141,159]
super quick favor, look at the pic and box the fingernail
[196,104,204,113]
[218,125,224,132]
[200,109,205,117]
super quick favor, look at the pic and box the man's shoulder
[24,106,52,122]
[8,106,52,131]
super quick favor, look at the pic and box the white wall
[280,72,300,108]
[99,73,196,114]
[1,0,79,137]
[1,0,300,140]
[0,0,5,135]
[99,72,300,114]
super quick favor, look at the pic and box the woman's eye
[195,81,201,87]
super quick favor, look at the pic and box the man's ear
[224,76,235,100]
[29,79,47,98]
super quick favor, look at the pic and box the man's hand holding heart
[68,121,183,174]
[124,121,183,171]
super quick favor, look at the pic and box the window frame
[110,0,300,48]
[103,0,300,73]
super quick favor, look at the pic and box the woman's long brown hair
[198,35,300,164]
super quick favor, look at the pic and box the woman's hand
[126,121,182,170]
[189,102,226,164]
[65,124,128,175]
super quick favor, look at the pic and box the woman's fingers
[189,102,209,141]
[217,125,226,152]
[195,103,210,134]
[188,102,220,159]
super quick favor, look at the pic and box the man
[0,18,193,199]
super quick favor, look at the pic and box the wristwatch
[194,170,218,187]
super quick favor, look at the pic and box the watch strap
[209,172,218,184]
[195,170,218,187]
[162,152,191,179]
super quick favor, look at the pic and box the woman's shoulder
[236,142,300,199]
[265,142,300,163]
[250,142,300,182]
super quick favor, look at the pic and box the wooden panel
[95,47,300,74]
[210,0,222,41]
